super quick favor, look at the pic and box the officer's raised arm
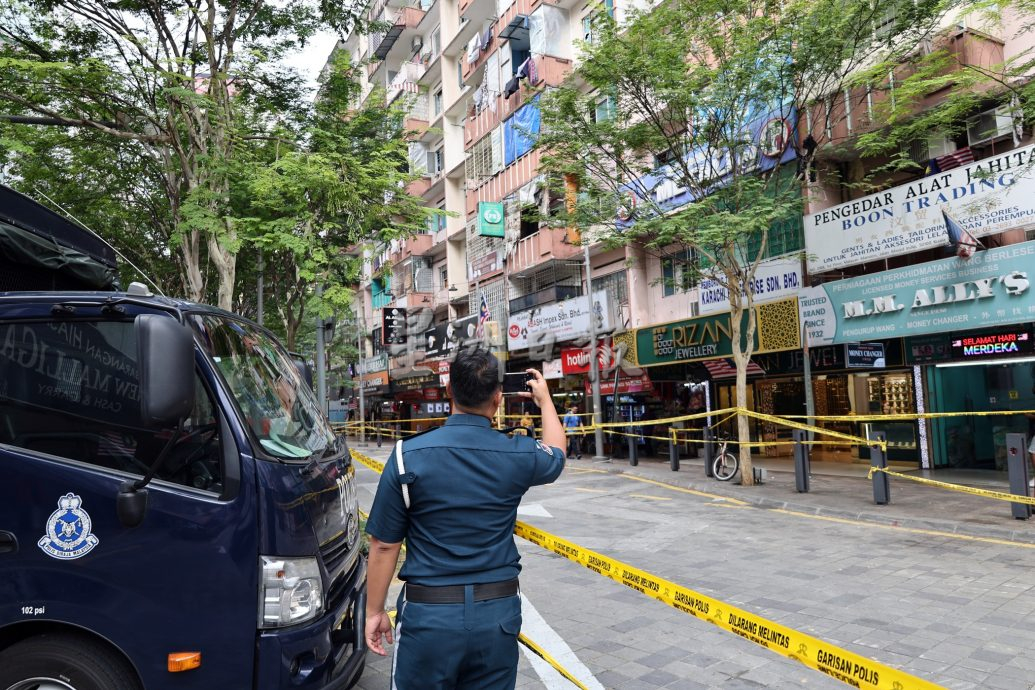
[521,368,565,453]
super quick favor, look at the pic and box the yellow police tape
[350,449,942,690]
[869,467,1035,506]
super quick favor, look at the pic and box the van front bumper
[256,556,367,690]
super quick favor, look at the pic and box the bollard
[669,430,680,471]
[1005,433,1031,520]
[628,434,638,466]
[376,425,382,448]
[703,428,714,478]
[792,428,810,493]
[868,430,889,505]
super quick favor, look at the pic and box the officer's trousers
[392,586,522,690]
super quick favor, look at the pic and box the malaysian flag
[702,359,766,379]
[929,146,975,173]
[475,292,491,339]
[943,210,982,260]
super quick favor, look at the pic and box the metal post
[257,248,264,326]
[669,429,680,471]
[793,428,810,493]
[1006,433,1031,520]
[868,430,889,505]
[357,314,366,446]
[583,242,606,460]
[315,284,327,413]
[801,321,814,442]
[703,427,714,478]
[627,433,638,466]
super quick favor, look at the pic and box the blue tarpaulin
[504,95,541,166]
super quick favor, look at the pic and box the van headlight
[259,556,323,628]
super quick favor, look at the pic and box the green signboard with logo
[478,201,505,237]
[629,298,801,366]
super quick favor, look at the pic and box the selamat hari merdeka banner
[804,143,1035,273]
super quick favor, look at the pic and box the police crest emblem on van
[38,493,99,560]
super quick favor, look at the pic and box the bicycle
[711,431,739,481]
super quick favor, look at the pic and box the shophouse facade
[337,2,1035,470]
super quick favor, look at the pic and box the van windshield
[191,314,336,459]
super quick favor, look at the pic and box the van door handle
[0,531,18,554]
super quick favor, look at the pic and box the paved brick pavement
[349,442,1035,690]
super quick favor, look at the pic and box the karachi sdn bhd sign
[619,297,802,367]
[798,240,1035,346]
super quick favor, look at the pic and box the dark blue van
[0,185,366,689]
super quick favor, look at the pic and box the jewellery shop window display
[861,372,918,462]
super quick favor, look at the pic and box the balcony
[509,284,581,314]
[387,62,424,104]
[373,6,426,60]
[508,227,582,275]
[390,233,435,263]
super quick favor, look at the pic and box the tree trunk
[729,306,754,486]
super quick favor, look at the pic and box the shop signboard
[949,326,1034,361]
[422,315,482,358]
[542,358,563,379]
[507,291,615,350]
[382,307,408,346]
[392,374,439,392]
[804,143,1035,273]
[799,241,1035,346]
[478,201,505,237]
[594,372,653,395]
[469,250,504,280]
[424,387,441,400]
[631,297,800,367]
[360,371,389,391]
[845,342,886,368]
[905,334,952,364]
[698,257,803,315]
[560,339,615,374]
[358,352,388,375]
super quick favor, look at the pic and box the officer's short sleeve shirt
[365,414,564,586]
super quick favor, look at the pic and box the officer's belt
[405,578,519,604]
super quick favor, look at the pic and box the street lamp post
[584,242,606,460]
[357,312,366,446]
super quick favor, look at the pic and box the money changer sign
[799,240,1035,346]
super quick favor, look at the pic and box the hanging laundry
[526,56,539,85]
[479,26,493,51]
[466,35,480,63]
[503,76,520,98]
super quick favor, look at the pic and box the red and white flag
[934,147,975,172]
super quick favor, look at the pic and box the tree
[240,53,432,350]
[0,0,368,310]
[539,0,957,483]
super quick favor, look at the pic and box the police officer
[364,347,566,689]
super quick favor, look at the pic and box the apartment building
[338,1,1035,472]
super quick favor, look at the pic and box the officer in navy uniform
[364,347,566,689]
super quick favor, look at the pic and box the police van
[0,185,367,689]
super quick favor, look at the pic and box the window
[581,0,613,43]
[593,95,615,123]
[592,270,628,307]
[433,88,443,115]
[430,28,441,57]
[440,266,449,287]
[428,147,444,174]
[661,251,695,296]
[0,319,224,492]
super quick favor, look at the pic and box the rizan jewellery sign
[799,240,1035,346]
[804,144,1035,273]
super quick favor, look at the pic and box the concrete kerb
[566,457,1035,546]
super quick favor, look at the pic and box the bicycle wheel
[712,451,739,481]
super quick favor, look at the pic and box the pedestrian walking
[364,347,566,689]
[563,405,583,459]
[516,409,534,436]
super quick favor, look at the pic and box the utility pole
[584,241,606,460]
[357,311,366,445]
[257,249,264,326]
[315,283,327,413]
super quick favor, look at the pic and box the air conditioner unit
[967,106,1016,147]
[411,37,423,53]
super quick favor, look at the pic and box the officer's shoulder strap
[394,426,441,510]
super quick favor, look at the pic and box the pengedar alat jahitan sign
[804,144,1035,273]
[799,240,1035,346]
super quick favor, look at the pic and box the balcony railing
[389,233,435,263]
[508,227,581,274]
[509,284,581,314]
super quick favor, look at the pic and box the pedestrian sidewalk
[565,452,1035,545]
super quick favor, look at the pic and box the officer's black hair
[451,346,501,408]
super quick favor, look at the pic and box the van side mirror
[289,351,315,391]
[136,314,195,426]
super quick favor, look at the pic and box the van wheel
[0,633,141,690]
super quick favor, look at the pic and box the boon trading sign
[798,240,1035,346]
[804,144,1035,273]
